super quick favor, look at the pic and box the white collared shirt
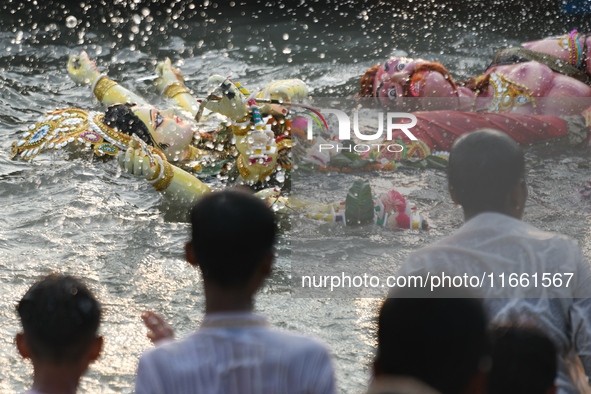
[398,212,591,394]
[135,312,336,394]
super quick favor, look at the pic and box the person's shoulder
[420,213,578,247]
[403,213,583,265]
[261,327,334,375]
[520,221,581,250]
[482,213,575,243]
[254,326,333,364]
[139,326,331,361]
[139,332,199,364]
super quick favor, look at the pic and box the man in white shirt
[397,129,591,394]
[135,189,336,394]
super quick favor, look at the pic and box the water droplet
[282,47,291,54]
[275,171,285,183]
[282,33,289,40]
[65,16,78,29]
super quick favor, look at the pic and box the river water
[1,1,591,393]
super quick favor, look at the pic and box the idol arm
[162,165,211,204]
[154,58,201,117]
[67,50,149,107]
[118,147,210,205]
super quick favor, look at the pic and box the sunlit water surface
[1,2,591,393]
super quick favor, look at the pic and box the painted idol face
[372,56,459,107]
[374,57,420,101]
[132,105,194,161]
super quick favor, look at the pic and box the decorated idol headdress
[11,108,134,160]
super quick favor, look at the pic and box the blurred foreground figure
[135,190,336,394]
[370,286,490,394]
[397,129,591,393]
[489,326,558,394]
[16,274,103,394]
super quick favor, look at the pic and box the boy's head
[488,325,557,394]
[188,189,277,289]
[16,274,102,366]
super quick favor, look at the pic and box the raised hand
[203,75,249,121]
[141,311,175,345]
[67,50,101,86]
[154,58,184,94]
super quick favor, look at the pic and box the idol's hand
[203,75,249,120]
[67,50,101,86]
[141,311,175,345]
[117,147,160,180]
[154,58,184,93]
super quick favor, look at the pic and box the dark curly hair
[102,102,161,148]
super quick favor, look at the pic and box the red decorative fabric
[392,111,569,151]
